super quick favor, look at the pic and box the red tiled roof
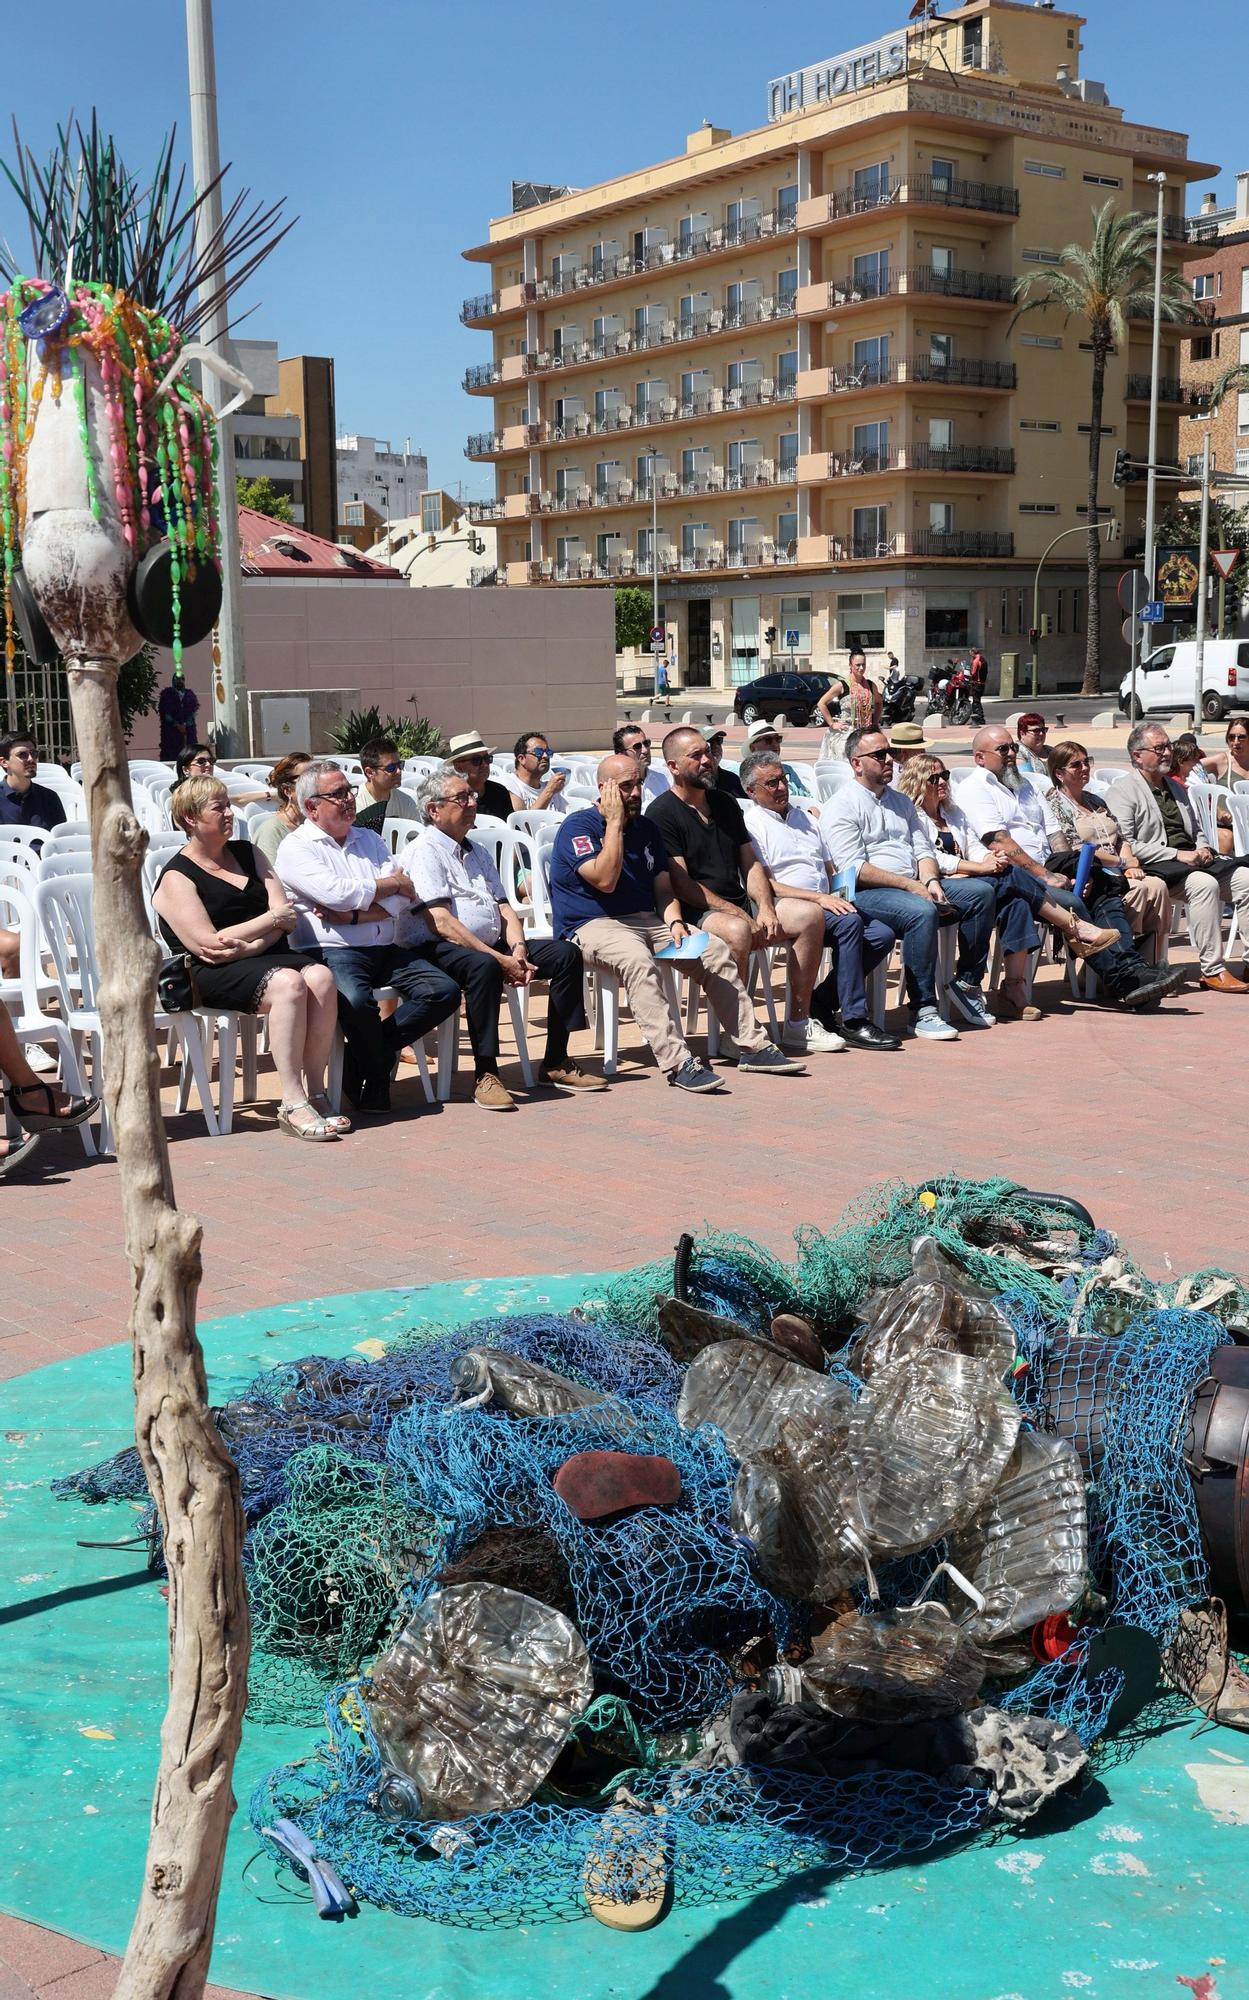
[236,507,401,579]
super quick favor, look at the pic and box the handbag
[156,952,195,1012]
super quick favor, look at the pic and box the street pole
[1031,519,1117,697]
[1194,428,1211,718]
[1142,171,1167,666]
[187,0,247,753]
[1129,567,1141,722]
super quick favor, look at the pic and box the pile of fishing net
[55,1176,1249,1928]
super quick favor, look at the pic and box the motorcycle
[881,667,922,724]
[940,658,979,727]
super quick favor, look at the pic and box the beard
[999,764,1023,793]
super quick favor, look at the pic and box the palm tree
[1012,200,1194,695]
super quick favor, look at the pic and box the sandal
[9,1081,99,1132]
[1059,916,1119,961]
[308,1092,352,1135]
[276,1099,338,1143]
[996,985,1042,1022]
[0,1129,44,1177]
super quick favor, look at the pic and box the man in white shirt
[739,750,899,1053]
[275,760,460,1114]
[409,770,602,1109]
[822,728,998,1039]
[614,723,671,806]
[507,733,569,815]
[959,725,1173,1008]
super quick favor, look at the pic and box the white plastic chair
[41,821,92,853]
[1091,767,1126,793]
[0,881,96,1155]
[1188,783,1231,851]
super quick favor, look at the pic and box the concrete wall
[129,579,617,757]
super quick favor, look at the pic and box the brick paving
[0,944,1244,1991]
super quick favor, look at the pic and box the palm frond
[1208,361,1249,411]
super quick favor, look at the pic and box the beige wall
[130,581,617,757]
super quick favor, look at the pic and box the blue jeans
[1042,882,1142,996]
[853,877,996,1009]
[810,909,893,1027]
[317,942,461,1089]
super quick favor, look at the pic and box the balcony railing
[530,538,800,584]
[832,529,1015,560]
[1164,214,1220,245]
[531,460,794,515]
[822,443,1014,477]
[825,175,1019,221]
[461,291,499,324]
[528,294,798,378]
[823,355,1018,392]
[466,431,505,458]
[532,208,799,302]
[469,565,502,586]
[464,497,508,520]
[464,361,505,390]
[1125,373,1207,407]
[827,266,1015,306]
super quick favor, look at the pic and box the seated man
[960,725,1180,1009]
[508,732,569,815]
[409,769,602,1109]
[551,755,805,1092]
[707,728,745,799]
[445,732,514,820]
[647,727,844,1057]
[822,727,1000,1040]
[275,760,461,1115]
[0,733,67,832]
[1109,725,1249,994]
[740,750,900,1052]
[613,723,670,806]
[354,736,421,836]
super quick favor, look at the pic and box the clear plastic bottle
[847,1348,1021,1557]
[801,1600,986,1722]
[450,1347,607,1418]
[363,1583,593,1820]
[855,1235,1016,1381]
[947,1430,1088,1645]
[677,1338,852,1464]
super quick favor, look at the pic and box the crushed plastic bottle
[677,1339,851,1463]
[801,1599,986,1723]
[363,1583,593,1820]
[847,1348,1021,1557]
[947,1430,1089,1645]
[657,1296,755,1364]
[855,1235,1018,1381]
[450,1347,607,1418]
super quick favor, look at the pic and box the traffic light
[764,624,778,645]
[1112,449,1137,487]
[1039,613,1052,637]
[468,531,485,555]
[1029,626,1040,644]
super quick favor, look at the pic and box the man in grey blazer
[1108,724,1249,992]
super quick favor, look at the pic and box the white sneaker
[911,1005,960,1042]
[24,1043,57,1074]
[783,1017,846,1055]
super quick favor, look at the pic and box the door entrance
[686,599,712,685]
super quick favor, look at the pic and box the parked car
[1119,639,1249,722]
[732,671,838,728]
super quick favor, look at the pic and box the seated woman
[1171,732,1223,789]
[153,776,345,1142]
[173,743,272,807]
[1045,740,1171,962]
[897,754,1120,1022]
[252,752,313,863]
[1209,718,1249,789]
[0,994,97,1175]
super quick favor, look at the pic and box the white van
[1120,639,1249,722]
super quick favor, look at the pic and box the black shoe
[1120,966,1186,1010]
[355,1080,393,1115]
[668,1057,726,1094]
[840,1018,903,1052]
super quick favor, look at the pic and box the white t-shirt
[822,780,936,880]
[743,800,831,893]
[957,768,1057,866]
[509,774,569,815]
[641,766,671,806]
[409,826,506,944]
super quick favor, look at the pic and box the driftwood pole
[66,660,251,2000]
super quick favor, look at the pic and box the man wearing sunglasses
[354,736,420,837]
[446,731,515,821]
[508,733,569,815]
[613,723,671,807]
[275,760,460,1114]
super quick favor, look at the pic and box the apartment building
[337,434,430,543]
[230,341,337,537]
[1180,173,1249,486]
[460,0,1212,690]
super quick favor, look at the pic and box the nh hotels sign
[767,31,907,122]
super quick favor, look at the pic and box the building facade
[460,0,1211,690]
[1180,174,1249,485]
[337,435,430,542]
[229,341,337,536]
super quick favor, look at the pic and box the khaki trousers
[573,912,768,1073]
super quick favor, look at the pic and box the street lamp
[1030,517,1120,697]
[1142,171,1167,661]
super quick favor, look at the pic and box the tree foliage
[328,704,444,758]
[236,474,294,523]
[615,585,653,652]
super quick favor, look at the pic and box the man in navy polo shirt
[0,734,67,832]
[550,753,804,1094]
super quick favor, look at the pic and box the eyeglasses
[858,747,892,762]
[757,775,789,790]
[1140,741,1170,756]
[629,739,651,751]
[1020,724,1048,736]
[189,756,215,770]
[376,761,403,774]
[9,747,36,761]
[459,753,490,766]
[926,771,950,783]
[1229,734,1249,744]
[436,791,475,806]
[526,743,551,756]
[313,786,356,805]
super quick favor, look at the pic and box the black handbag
[156,952,195,1012]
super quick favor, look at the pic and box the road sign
[1121,618,1134,644]
[1140,601,1166,623]
[649,624,665,646]
[1116,568,1146,612]
[1210,549,1242,580]
[785,629,800,648]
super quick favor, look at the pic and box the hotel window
[1241,267,1249,311]
[682,445,714,485]
[594,387,625,422]
[962,17,983,66]
[556,536,582,570]
[1236,448,1249,477]
[595,459,624,495]
[928,417,954,451]
[838,587,887,646]
[1193,273,1220,299]
[1022,248,1062,264]
[555,467,584,502]
[634,378,666,415]
[779,596,811,650]
[930,502,955,534]
[1020,419,1061,431]
[727,357,762,393]
[550,251,579,287]
[1018,502,1059,514]
[852,248,890,294]
[727,438,760,480]
[853,161,890,206]
[1083,172,1122,187]
[728,516,761,556]
[778,430,799,474]
[637,525,657,564]
[682,522,712,558]
[343,502,364,526]
[678,210,711,254]
[681,366,715,407]
[421,494,443,532]
[777,182,799,224]
[853,333,890,382]
[725,197,762,245]
[853,421,889,467]
[926,602,970,648]
[1025,160,1065,178]
[1191,334,1213,361]
[680,289,712,330]
[930,245,954,276]
[777,266,799,307]
[596,532,623,568]
[726,278,762,323]
[633,226,665,265]
[590,238,621,278]
[1021,334,1063,348]
[634,302,665,344]
[930,156,956,192]
[777,348,799,391]
[1000,588,1012,635]
[636,452,667,489]
[777,511,799,553]
[1239,391,1249,434]
[852,507,889,557]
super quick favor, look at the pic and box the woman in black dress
[153,776,345,1141]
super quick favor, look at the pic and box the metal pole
[1194,429,1211,718]
[1129,567,1141,722]
[1142,172,1167,665]
[186,0,247,753]
[1032,520,1117,699]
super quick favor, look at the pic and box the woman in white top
[896,755,1117,1020]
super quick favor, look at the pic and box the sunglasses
[858,747,892,761]
[314,787,356,805]
[926,771,950,783]
[436,791,475,806]
[376,761,403,774]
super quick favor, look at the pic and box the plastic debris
[677,1340,851,1462]
[948,1430,1088,1645]
[449,1348,607,1418]
[848,1349,1021,1556]
[855,1235,1018,1379]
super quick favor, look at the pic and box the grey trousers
[573,912,768,1072]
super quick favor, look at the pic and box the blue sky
[2,1,1244,502]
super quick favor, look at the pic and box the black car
[732,671,837,728]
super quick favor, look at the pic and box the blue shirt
[0,778,66,831]
[550,806,670,938]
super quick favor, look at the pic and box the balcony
[819,175,1020,224]
[531,207,799,304]
[521,538,800,584]
[1164,214,1221,246]
[530,461,795,517]
[469,565,503,586]
[821,266,1016,308]
[814,443,1015,479]
[1125,374,1207,408]
[466,431,505,459]
[463,497,508,521]
[805,355,1018,396]
[532,376,799,448]
[815,529,1015,561]
[524,294,799,381]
